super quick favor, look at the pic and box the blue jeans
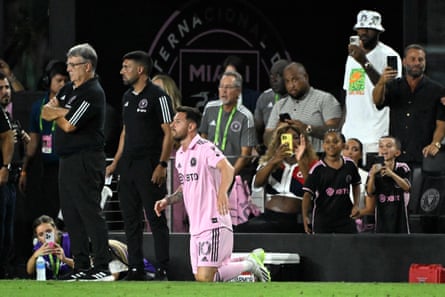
[0,182,16,277]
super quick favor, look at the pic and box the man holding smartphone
[372,44,445,170]
[342,10,402,167]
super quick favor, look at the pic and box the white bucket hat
[353,10,385,32]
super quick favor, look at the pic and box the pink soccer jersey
[175,135,233,235]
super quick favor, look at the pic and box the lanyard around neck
[274,93,280,103]
[40,97,56,132]
[214,105,237,151]
[48,254,60,277]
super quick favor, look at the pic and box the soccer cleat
[79,268,115,281]
[123,268,156,281]
[251,248,266,264]
[247,248,271,282]
[58,269,89,281]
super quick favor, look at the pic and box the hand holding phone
[280,133,293,155]
[279,113,291,122]
[387,56,398,71]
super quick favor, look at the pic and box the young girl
[302,130,361,234]
[26,215,73,279]
[353,135,411,233]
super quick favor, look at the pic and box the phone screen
[280,133,293,154]
[387,56,398,71]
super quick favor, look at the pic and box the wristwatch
[363,61,372,69]
[306,125,312,134]
[434,142,442,149]
[2,163,11,170]
[159,161,168,168]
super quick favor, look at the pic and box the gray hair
[67,43,98,70]
[221,70,243,88]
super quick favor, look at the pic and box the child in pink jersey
[155,106,270,282]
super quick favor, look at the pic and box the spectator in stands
[234,123,318,233]
[0,59,25,93]
[372,44,445,170]
[222,55,261,114]
[199,70,257,182]
[254,59,289,155]
[152,74,182,112]
[352,136,411,233]
[0,72,17,279]
[19,60,69,225]
[342,138,374,232]
[265,62,342,154]
[302,129,361,234]
[341,10,402,166]
[152,73,189,233]
[155,106,270,282]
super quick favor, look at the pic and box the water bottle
[36,255,46,281]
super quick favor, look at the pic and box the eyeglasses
[218,85,239,90]
[67,61,87,68]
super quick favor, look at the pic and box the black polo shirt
[379,75,445,164]
[121,81,173,159]
[55,77,106,156]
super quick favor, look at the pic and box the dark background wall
[110,232,445,282]
[72,0,404,110]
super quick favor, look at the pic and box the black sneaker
[79,268,115,281]
[58,269,89,281]
[123,268,155,281]
[155,268,168,281]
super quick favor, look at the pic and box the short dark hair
[176,105,202,128]
[122,50,153,75]
[404,44,426,57]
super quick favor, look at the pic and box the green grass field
[1,280,444,297]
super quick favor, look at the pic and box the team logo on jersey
[199,241,211,258]
[67,95,77,106]
[190,157,197,167]
[420,188,440,212]
[230,121,241,132]
[137,98,148,112]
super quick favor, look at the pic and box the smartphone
[349,35,360,46]
[45,231,55,247]
[387,56,398,71]
[375,156,385,165]
[280,133,293,155]
[279,113,291,122]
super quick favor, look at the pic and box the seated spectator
[26,215,74,280]
[234,123,318,233]
[352,135,411,233]
[26,215,156,280]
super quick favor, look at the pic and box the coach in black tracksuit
[106,51,173,281]
[42,43,112,280]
